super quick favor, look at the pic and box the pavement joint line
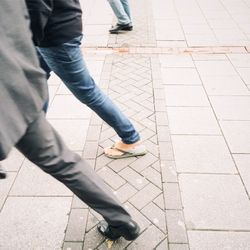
[82,46,249,54]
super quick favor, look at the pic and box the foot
[104,141,146,159]
[97,220,140,240]
[0,166,7,179]
[109,23,133,34]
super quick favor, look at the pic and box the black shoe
[109,23,133,34]
[97,220,140,240]
[0,166,7,179]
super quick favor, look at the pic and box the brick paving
[1,0,250,249]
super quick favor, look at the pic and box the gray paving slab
[220,121,250,153]
[210,96,250,120]
[179,174,250,230]
[168,107,221,135]
[0,197,71,249]
[0,172,16,210]
[172,135,237,173]
[10,160,72,196]
[1,149,25,172]
[164,86,210,107]
[188,231,250,250]
[161,68,202,85]
[48,119,89,151]
[233,154,250,196]
[200,75,250,96]
[169,244,189,250]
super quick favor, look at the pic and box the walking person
[25,0,146,159]
[0,0,140,241]
[107,0,133,33]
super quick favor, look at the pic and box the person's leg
[16,112,131,226]
[107,0,131,25]
[16,112,140,240]
[120,0,131,20]
[0,164,7,179]
[36,49,52,112]
[36,37,141,145]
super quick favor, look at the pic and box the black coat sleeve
[25,0,53,46]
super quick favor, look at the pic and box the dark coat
[0,0,48,160]
[25,0,82,47]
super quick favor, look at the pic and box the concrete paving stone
[163,183,183,210]
[188,231,250,250]
[210,96,250,120]
[114,183,138,203]
[97,167,126,190]
[172,135,237,173]
[201,75,250,95]
[152,160,161,172]
[86,210,101,233]
[1,148,25,171]
[140,117,156,132]
[0,197,71,249]
[228,54,250,67]
[157,41,187,48]
[159,142,175,160]
[56,83,72,95]
[63,242,83,250]
[142,166,162,189]
[156,239,169,250]
[0,172,16,210]
[166,210,188,243]
[65,209,88,241]
[161,161,178,183]
[164,86,210,107]
[129,183,162,210]
[83,24,110,36]
[10,160,72,196]
[98,237,130,250]
[154,194,165,210]
[48,72,62,86]
[47,95,91,119]
[233,154,250,195]
[169,244,189,250]
[108,157,137,173]
[236,67,250,84]
[220,121,250,153]
[161,68,202,85]
[139,127,156,141]
[195,61,238,76]
[186,35,219,47]
[83,227,105,250]
[48,119,89,151]
[168,107,221,135]
[192,54,227,61]
[214,29,247,41]
[141,202,167,233]
[156,112,169,126]
[154,88,166,100]
[179,174,250,230]
[127,225,166,250]
[129,152,158,172]
[82,141,99,159]
[72,195,88,209]
[85,125,101,141]
[119,167,149,190]
[159,55,194,68]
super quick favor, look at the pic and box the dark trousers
[16,112,131,226]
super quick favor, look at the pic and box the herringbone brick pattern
[63,54,187,249]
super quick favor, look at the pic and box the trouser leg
[16,112,131,226]
[36,38,140,144]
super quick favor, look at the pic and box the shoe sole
[109,27,133,34]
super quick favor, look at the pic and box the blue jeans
[37,35,139,144]
[107,0,131,25]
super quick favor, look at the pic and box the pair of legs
[15,112,139,240]
[37,35,146,158]
[107,0,132,25]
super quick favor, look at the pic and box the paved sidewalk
[1,0,250,249]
